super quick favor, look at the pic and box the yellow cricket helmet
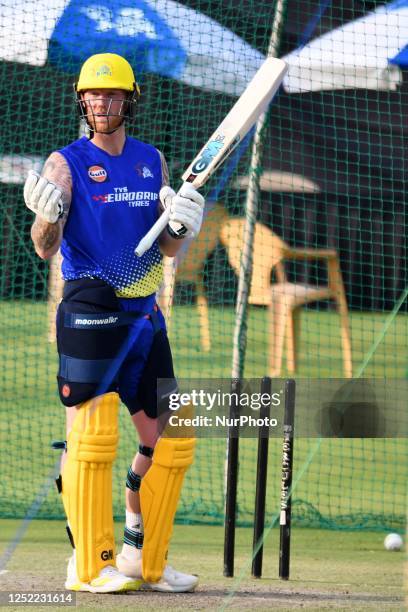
[75,53,140,133]
[76,53,140,95]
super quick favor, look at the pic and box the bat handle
[134,207,171,257]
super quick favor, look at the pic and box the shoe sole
[65,579,143,593]
[116,556,198,593]
[141,581,198,593]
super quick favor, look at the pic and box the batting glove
[24,170,63,224]
[160,183,205,239]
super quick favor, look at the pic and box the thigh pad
[57,279,133,406]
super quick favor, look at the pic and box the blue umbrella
[1,0,264,96]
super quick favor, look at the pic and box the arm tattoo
[42,159,56,175]
[41,152,72,218]
[31,217,61,253]
[31,152,72,255]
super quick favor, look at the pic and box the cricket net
[0,0,406,532]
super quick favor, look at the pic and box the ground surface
[0,521,405,611]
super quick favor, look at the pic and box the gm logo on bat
[191,134,225,175]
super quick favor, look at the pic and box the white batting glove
[24,170,63,224]
[160,183,205,239]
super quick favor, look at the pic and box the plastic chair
[220,218,352,377]
[159,202,228,352]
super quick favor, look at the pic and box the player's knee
[136,423,159,450]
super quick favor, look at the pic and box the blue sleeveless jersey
[59,136,164,299]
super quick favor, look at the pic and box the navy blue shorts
[56,279,176,418]
[117,299,176,417]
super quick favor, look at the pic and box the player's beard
[87,112,125,134]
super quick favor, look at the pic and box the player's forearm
[158,227,186,257]
[156,183,205,257]
[27,152,72,259]
[31,217,62,259]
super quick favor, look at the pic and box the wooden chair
[220,218,352,377]
[159,202,228,352]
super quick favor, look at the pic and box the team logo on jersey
[88,165,108,183]
[135,162,154,179]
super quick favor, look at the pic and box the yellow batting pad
[140,437,196,583]
[61,392,119,584]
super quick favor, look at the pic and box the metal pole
[252,377,271,578]
[231,0,287,380]
[279,379,296,580]
[223,378,241,577]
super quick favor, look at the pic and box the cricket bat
[135,57,287,257]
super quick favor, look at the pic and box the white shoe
[142,565,199,593]
[65,553,142,593]
[116,551,142,579]
[116,552,198,593]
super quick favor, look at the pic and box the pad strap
[124,527,144,549]
[126,466,141,492]
[66,524,75,549]
[55,475,62,494]
[139,444,154,458]
[51,440,67,450]
[64,307,160,331]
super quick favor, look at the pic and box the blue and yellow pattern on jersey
[59,136,164,298]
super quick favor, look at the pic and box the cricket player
[24,53,203,593]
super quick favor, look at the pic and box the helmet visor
[76,90,138,133]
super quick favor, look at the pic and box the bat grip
[134,207,171,257]
[135,181,196,256]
